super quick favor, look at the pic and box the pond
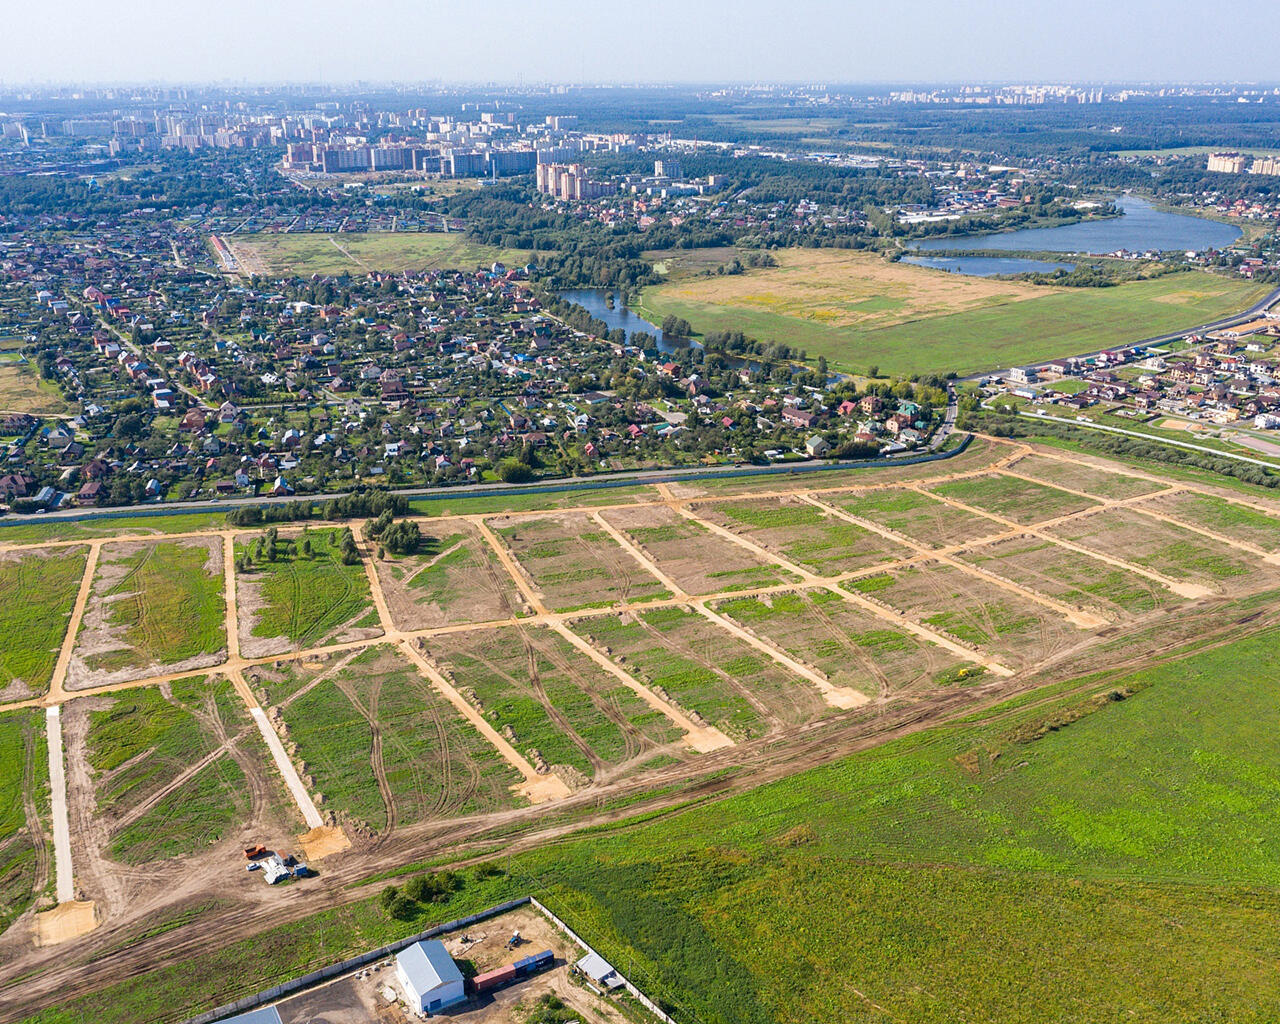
[900,255,1077,277]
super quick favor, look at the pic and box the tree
[496,459,534,483]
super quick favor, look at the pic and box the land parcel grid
[1044,508,1279,594]
[824,487,1004,549]
[687,496,915,575]
[372,521,530,631]
[598,504,801,595]
[0,709,50,932]
[67,538,226,689]
[571,605,829,739]
[714,589,979,700]
[1001,452,1169,500]
[70,675,294,865]
[0,546,88,700]
[925,473,1101,525]
[234,528,382,658]
[421,624,687,787]
[845,562,1080,672]
[490,512,671,612]
[252,646,524,836]
[1132,490,1280,557]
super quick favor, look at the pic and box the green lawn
[641,268,1270,376]
[0,547,87,698]
[30,626,1280,1024]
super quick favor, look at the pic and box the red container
[471,964,518,995]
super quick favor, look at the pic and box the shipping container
[469,963,517,995]
[513,949,554,976]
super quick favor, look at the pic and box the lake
[912,195,1241,256]
[900,255,1077,277]
[558,288,698,356]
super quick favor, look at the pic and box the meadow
[0,547,87,698]
[230,232,532,275]
[82,676,256,864]
[639,255,1269,376]
[236,529,381,656]
[927,472,1100,523]
[31,627,1280,1024]
[826,486,1000,547]
[0,709,49,932]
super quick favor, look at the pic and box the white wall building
[396,940,466,1014]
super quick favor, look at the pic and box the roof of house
[396,939,463,995]
[219,1007,283,1024]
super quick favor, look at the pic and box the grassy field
[83,677,257,864]
[236,529,380,654]
[230,232,532,275]
[0,511,230,547]
[928,472,1100,524]
[1136,489,1280,551]
[255,647,523,831]
[0,363,73,416]
[0,709,50,931]
[826,487,1001,547]
[424,625,685,779]
[0,547,87,698]
[78,540,226,678]
[638,253,1270,375]
[31,626,1280,1024]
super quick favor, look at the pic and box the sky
[4,0,1280,86]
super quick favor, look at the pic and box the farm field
[926,472,1100,524]
[422,625,688,785]
[713,588,978,699]
[72,676,284,864]
[956,533,1183,619]
[491,512,671,611]
[0,710,49,933]
[68,538,226,688]
[824,486,1002,547]
[0,547,88,700]
[571,605,827,737]
[1046,508,1274,589]
[228,232,532,276]
[251,646,524,835]
[846,561,1080,670]
[598,504,800,595]
[373,522,529,630]
[235,528,382,658]
[8,435,1280,1024]
[689,495,914,574]
[638,253,1270,375]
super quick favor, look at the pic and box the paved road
[1005,408,1280,470]
[962,283,1280,380]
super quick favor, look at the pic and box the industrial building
[395,939,466,1014]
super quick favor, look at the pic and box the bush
[496,459,535,483]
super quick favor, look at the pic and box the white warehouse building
[396,939,466,1014]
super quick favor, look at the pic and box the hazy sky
[6,0,1280,85]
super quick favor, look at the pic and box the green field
[0,547,87,698]
[0,709,50,931]
[231,232,533,275]
[928,472,1100,524]
[32,625,1280,1024]
[640,259,1270,376]
[79,540,226,677]
[256,646,523,831]
[0,511,230,547]
[83,677,258,864]
[236,529,380,654]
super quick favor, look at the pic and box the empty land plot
[599,504,801,595]
[825,487,1003,548]
[690,496,913,575]
[0,546,87,700]
[235,528,382,658]
[1045,509,1271,588]
[0,709,49,932]
[714,589,977,699]
[492,513,670,612]
[374,522,529,630]
[845,562,1080,671]
[259,646,522,833]
[69,538,226,688]
[1003,453,1168,500]
[956,534,1183,620]
[78,676,267,864]
[230,232,532,276]
[1134,491,1280,553]
[424,625,687,785]
[928,473,1100,525]
[572,606,816,739]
